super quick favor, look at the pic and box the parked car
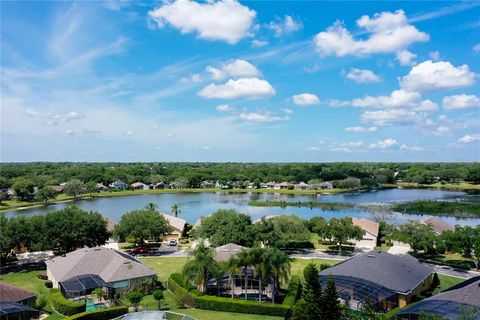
[131,247,149,255]
[168,240,177,246]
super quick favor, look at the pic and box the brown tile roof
[106,219,118,232]
[161,213,186,232]
[0,282,36,302]
[423,216,454,235]
[351,217,379,237]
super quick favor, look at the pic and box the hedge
[168,273,294,317]
[65,307,128,320]
[282,276,301,306]
[50,289,86,316]
[45,280,53,288]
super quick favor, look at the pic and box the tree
[394,221,437,254]
[171,204,181,218]
[292,299,316,320]
[114,208,172,244]
[299,263,322,319]
[35,187,57,204]
[443,226,480,269]
[308,216,328,239]
[85,181,98,197]
[0,216,14,259]
[126,290,144,311]
[12,179,35,201]
[183,242,219,292]
[327,217,364,253]
[249,247,270,302]
[64,179,85,199]
[92,288,103,303]
[264,247,291,303]
[251,217,282,248]
[222,256,240,298]
[152,289,164,310]
[321,277,341,320]
[236,248,252,300]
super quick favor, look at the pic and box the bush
[37,272,48,280]
[168,273,198,307]
[286,241,314,249]
[66,307,128,320]
[50,289,86,316]
[45,280,53,288]
[35,295,48,310]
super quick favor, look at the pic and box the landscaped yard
[139,257,189,282]
[433,274,465,295]
[290,258,340,281]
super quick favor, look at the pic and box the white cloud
[180,73,202,83]
[344,68,381,83]
[351,89,438,111]
[434,125,451,136]
[148,0,256,44]
[198,77,275,99]
[66,130,75,135]
[395,50,417,66]
[281,108,293,114]
[307,146,322,151]
[216,104,234,112]
[345,126,378,132]
[314,10,429,57]
[429,51,440,60]
[473,43,480,53]
[201,146,211,150]
[207,59,260,80]
[251,39,268,47]
[438,114,448,121]
[327,99,350,107]
[292,93,320,106]
[238,111,288,122]
[368,138,398,149]
[23,109,84,123]
[340,141,364,147]
[361,109,426,126]
[400,144,425,152]
[458,134,480,144]
[442,94,480,110]
[267,15,302,37]
[400,60,476,91]
[331,147,352,153]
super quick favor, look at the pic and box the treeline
[1,162,479,191]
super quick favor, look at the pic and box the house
[48,185,64,193]
[109,180,127,190]
[151,182,165,189]
[246,182,256,189]
[46,247,157,297]
[320,251,434,312]
[161,213,186,241]
[200,180,215,189]
[294,182,310,190]
[0,282,38,320]
[351,217,379,251]
[319,182,333,190]
[422,216,454,236]
[397,277,480,320]
[214,243,246,262]
[215,181,230,189]
[265,182,276,189]
[131,182,149,190]
[276,182,290,189]
[106,219,118,234]
[96,183,109,191]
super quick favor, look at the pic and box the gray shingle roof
[0,282,36,302]
[214,243,246,262]
[319,251,434,294]
[46,247,157,283]
[429,277,480,306]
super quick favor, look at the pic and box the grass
[433,274,465,295]
[248,201,355,210]
[395,181,480,191]
[290,258,340,282]
[139,257,189,282]
[392,200,480,217]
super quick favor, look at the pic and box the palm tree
[182,242,219,292]
[264,247,292,303]
[236,248,251,300]
[145,202,158,211]
[223,257,241,298]
[249,247,269,302]
[171,204,181,217]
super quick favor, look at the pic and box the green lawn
[433,274,465,295]
[290,258,340,282]
[139,257,189,282]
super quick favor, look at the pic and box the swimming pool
[86,299,104,311]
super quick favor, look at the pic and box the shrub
[168,273,198,307]
[282,276,301,306]
[66,307,128,320]
[45,280,53,288]
[35,294,48,310]
[37,272,48,280]
[286,241,314,249]
[50,289,86,316]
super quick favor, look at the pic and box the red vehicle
[131,247,149,255]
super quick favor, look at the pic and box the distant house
[276,182,290,190]
[131,182,149,190]
[246,182,256,189]
[151,182,165,189]
[200,180,215,189]
[0,282,38,320]
[266,182,276,189]
[320,251,434,312]
[96,183,109,191]
[161,213,186,241]
[294,182,310,190]
[109,180,127,190]
[106,218,118,234]
[397,277,480,320]
[215,181,229,189]
[214,243,246,262]
[48,185,65,193]
[422,216,454,236]
[46,247,157,297]
[319,182,333,190]
[351,217,379,251]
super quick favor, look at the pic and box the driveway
[387,241,411,255]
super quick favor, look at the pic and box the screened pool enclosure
[59,274,112,299]
[123,311,197,320]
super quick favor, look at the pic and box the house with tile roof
[351,217,380,251]
[161,213,186,241]
[422,216,454,236]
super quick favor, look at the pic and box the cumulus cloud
[400,144,425,152]
[180,73,202,83]
[345,126,378,132]
[292,93,320,106]
[216,104,234,112]
[238,111,288,122]
[331,147,352,153]
[344,68,381,83]
[314,10,428,57]
[395,50,417,66]
[207,59,260,80]
[458,134,480,144]
[361,109,426,126]
[198,77,275,99]
[400,60,476,92]
[251,39,268,47]
[307,146,322,151]
[148,0,256,44]
[442,94,480,110]
[433,125,451,136]
[473,43,480,53]
[267,15,302,37]
[351,89,438,111]
[368,138,398,149]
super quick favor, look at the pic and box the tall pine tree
[292,263,322,320]
[321,276,342,320]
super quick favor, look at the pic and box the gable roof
[131,182,147,187]
[214,243,246,262]
[0,282,36,302]
[423,216,454,235]
[161,213,186,232]
[351,217,379,237]
[320,251,434,294]
[428,277,480,306]
[45,247,157,283]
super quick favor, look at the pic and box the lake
[4,188,480,226]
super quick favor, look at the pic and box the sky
[1,1,479,162]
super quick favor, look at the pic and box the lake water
[4,188,479,226]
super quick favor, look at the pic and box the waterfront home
[351,217,379,251]
[422,216,454,236]
[215,181,230,189]
[200,180,215,188]
[320,251,434,312]
[294,182,310,190]
[131,182,149,190]
[0,282,38,320]
[275,181,290,189]
[151,182,166,189]
[48,185,64,193]
[46,247,157,297]
[96,183,109,191]
[246,182,256,189]
[161,213,186,241]
[319,182,333,189]
[265,182,276,189]
[109,180,127,190]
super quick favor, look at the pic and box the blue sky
[1,1,479,162]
